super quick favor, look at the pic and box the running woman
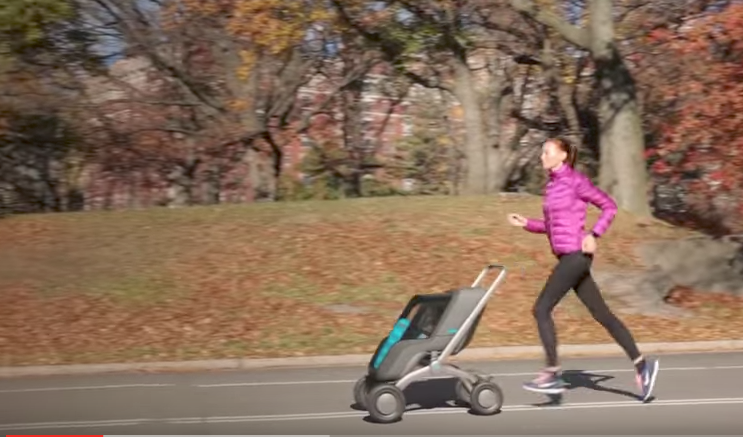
[507,137,660,402]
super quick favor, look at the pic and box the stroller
[353,264,507,423]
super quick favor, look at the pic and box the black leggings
[533,251,641,368]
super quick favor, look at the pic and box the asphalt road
[1,351,742,434]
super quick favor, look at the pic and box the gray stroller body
[353,264,508,423]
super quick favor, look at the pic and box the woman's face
[540,140,567,170]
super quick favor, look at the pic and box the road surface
[1,352,742,434]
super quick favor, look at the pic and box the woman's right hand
[507,213,528,227]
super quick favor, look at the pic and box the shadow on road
[352,370,655,422]
[405,378,468,411]
[530,369,650,407]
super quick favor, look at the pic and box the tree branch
[510,110,555,131]
[509,0,590,50]
[90,0,227,114]
[331,0,452,88]
[296,59,381,133]
[123,127,201,137]
[404,70,453,93]
[84,99,202,107]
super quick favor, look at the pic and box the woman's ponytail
[552,136,577,168]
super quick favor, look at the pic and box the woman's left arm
[575,174,618,237]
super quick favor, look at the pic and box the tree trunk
[127,171,138,209]
[62,149,86,211]
[219,40,279,202]
[451,57,489,195]
[589,0,651,216]
[510,0,651,216]
[165,144,199,207]
[341,77,365,198]
[247,147,270,201]
[439,91,464,195]
[205,164,222,205]
[543,38,584,148]
[483,56,513,193]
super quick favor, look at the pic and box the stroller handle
[471,264,507,291]
[433,263,507,361]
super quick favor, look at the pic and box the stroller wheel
[469,380,504,415]
[366,383,406,423]
[353,376,369,409]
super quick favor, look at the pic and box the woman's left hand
[582,234,597,254]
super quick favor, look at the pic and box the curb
[1,340,742,378]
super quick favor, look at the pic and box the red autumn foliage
[644,4,743,228]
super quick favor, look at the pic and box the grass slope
[0,194,740,366]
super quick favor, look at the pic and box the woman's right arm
[524,218,546,234]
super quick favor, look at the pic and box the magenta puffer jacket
[524,164,617,255]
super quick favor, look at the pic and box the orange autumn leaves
[227,0,331,53]
[168,0,332,77]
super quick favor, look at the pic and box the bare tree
[508,0,652,216]
[329,0,551,195]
